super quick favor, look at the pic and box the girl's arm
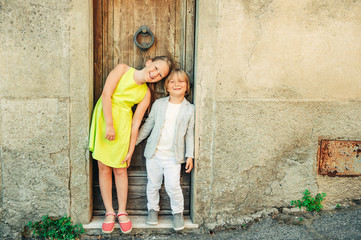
[135,100,158,145]
[122,88,151,167]
[102,64,129,141]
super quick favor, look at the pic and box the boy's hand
[185,157,193,173]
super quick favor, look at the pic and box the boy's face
[167,75,188,98]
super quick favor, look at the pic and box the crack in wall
[49,148,68,165]
[245,0,274,83]
[68,98,71,217]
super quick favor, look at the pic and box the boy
[136,69,195,231]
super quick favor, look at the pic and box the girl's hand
[105,126,116,141]
[185,157,193,173]
[122,152,132,168]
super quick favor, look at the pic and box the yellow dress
[89,67,148,168]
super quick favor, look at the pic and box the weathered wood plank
[114,0,134,66]
[185,0,195,85]
[185,0,195,102]
[93,169,190,186]
[113,0,122,65]
[93,0,103,102]
[174,0,181,69]
[93,209,190,216]
[93,185,190,213]
[133,0,156,68]
[102,0,108,84]
[103,0,115,82]
[155,0,176,58]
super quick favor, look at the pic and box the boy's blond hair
[164,69,190,96]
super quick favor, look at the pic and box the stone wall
[0,0,92,238]
[193,0,361,228]
[1,0,361,238]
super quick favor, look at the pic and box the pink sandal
[102,212,116,233]
[117,212,132,234]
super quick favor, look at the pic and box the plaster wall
[1,0,361,237]
[0,0,92,238]
[193,0,361,227]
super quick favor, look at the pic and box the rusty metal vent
[318,140,361,177]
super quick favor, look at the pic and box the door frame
[90,0,197,220]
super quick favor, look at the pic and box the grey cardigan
[136,97,195,164]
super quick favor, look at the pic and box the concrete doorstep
[83,215,199,235]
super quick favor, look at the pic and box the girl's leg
[98,161,115,222]
[113,167,129,222]
[163,160,183,214]
[146,157,164,212]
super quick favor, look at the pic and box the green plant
[290,189,326,212]
[26,215,85,240]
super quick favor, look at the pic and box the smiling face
[165,70,190,98]
[145,60,170,83]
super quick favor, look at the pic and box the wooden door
[93,0,195,215]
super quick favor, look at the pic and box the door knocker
[133,25,155,50]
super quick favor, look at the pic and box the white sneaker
[173,213,185,231]
[146,209,158,225]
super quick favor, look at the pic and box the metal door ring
[134,26,154,50]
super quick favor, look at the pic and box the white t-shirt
[155,102,181,157]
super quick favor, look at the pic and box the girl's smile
[145,61,170,83]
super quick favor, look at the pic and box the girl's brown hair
[147,56,173,113]
[164,69,190,96]
[151,56,173,73]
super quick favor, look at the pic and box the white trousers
[146,154,184,214]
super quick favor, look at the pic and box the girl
[89,56,172,234]
[136,69,195,231]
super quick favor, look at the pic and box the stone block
[1,99,69,151]
[0,98,70,236]
[1,148,69,214]
[0,1,71,98]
